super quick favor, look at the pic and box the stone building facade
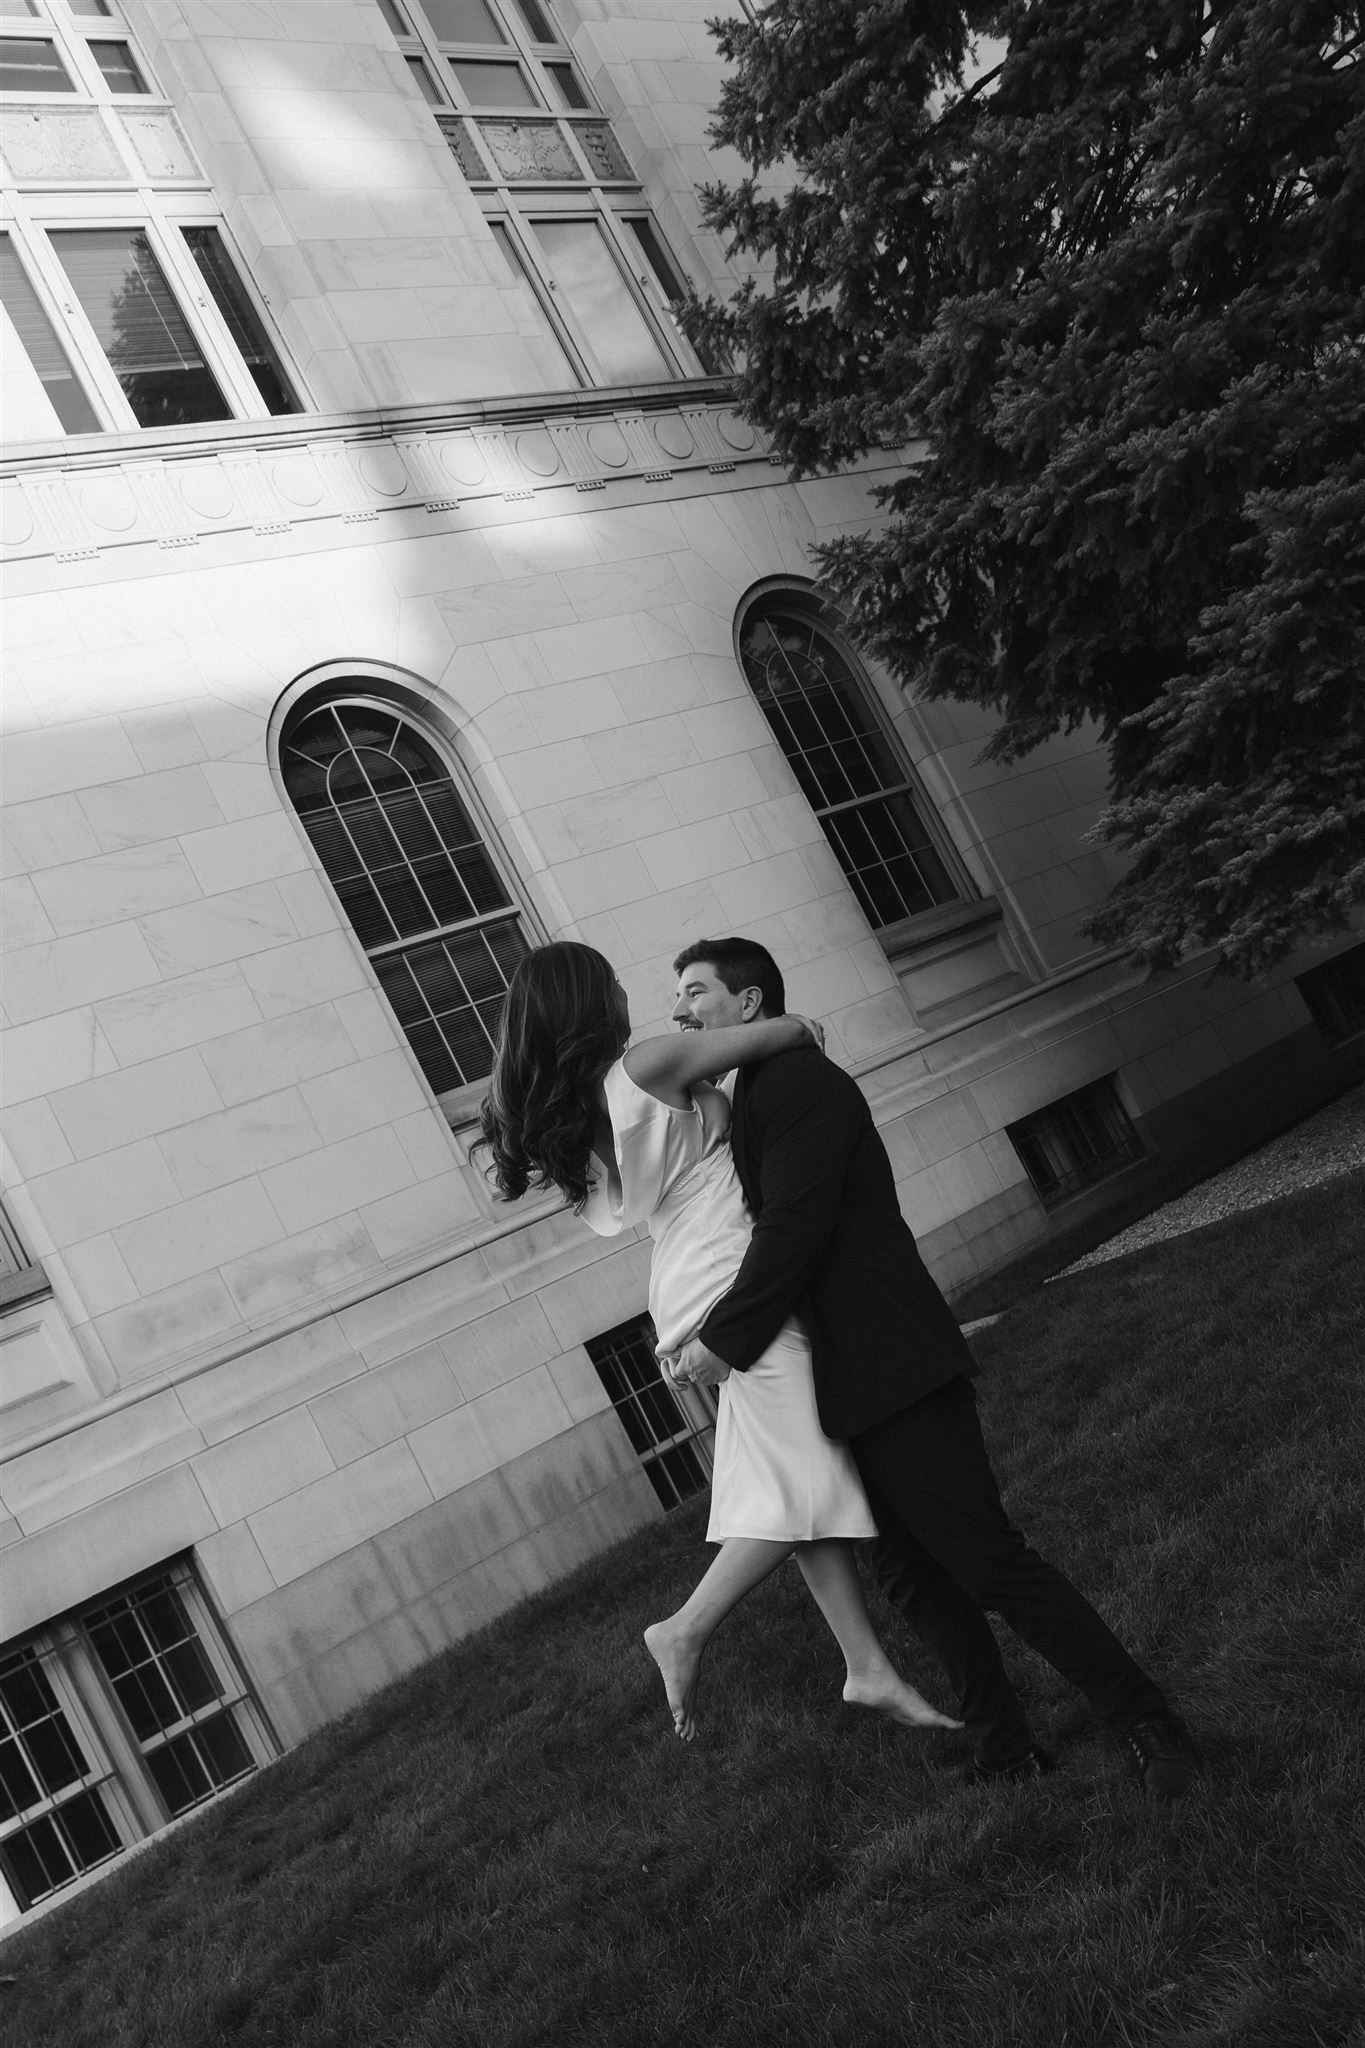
[2,0,1361,1926]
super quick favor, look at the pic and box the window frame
[1,196,307,438]
[1296,942,1365,1046]
[0,1196,49,1311]
[1006,1076,1146,1209]
[735,585,969,943]
[379,0,707,386]
[0,1559,274,1921]
[583,1316,716,1512]
[276,682,543,1127]
[0,1,159,105]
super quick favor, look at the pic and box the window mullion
[22,219,137,429]
[150,218,263,421]
[813,782,921,824]
[56,1630,164,1836]
[364,902,520,962]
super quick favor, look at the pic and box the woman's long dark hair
[477,942,626,1207]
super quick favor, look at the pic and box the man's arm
[694,1050,862,1371]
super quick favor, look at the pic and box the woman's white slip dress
[582,1059,875,1544]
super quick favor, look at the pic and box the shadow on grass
[5,1174,1364,2048]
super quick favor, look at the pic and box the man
[669,937,1201,1797]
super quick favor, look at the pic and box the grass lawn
[4,1173,1363,2048]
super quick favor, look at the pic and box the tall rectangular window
[49,228,232,428]
[181,226,300,416]
[584,1318,715,1511]
[0,233,100,435]
[530,219,673,384]
[1296,943,1365,1045]
[1007,1078,1145,1207]
[0,1562,272,1920]
[280,697,532,1108]
[0,37,75,90]
[378,0,708,388]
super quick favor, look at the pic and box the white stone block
[220,1214,384,1324]
[273,867,339,940]
[532,613,650,684]
[199,1004,360,1105]
[250,1110,414,1234]
[495,739,604,811]
[156,1088,324,1199]
[526,676,628,745]
[54,1232,140,1316]
[3,924,159,1026]
[333,988,402,1062]
[390,1108,459,1182]
[137,881,299,976]
[638,816,750,892]
[682,697,775,761]
[2,1009,118,1105]
[585,713,699,783]
[77,768,226,852]
[1,1098,74,1177]
[239,931,371,1018]
[547,1348,613,1424]
[123,707,209,775]
[46,1049,222,1161]
[659,754,770,825]
[93,1269,246,1378]
[356,1168,482,1261]
[529,780,677,862]
[113,1180,283,1296]
[247,1440,434,1587]
[191,1409,336,1526]
[1,795,101,879]
[1,1468,216,1640]
[179,812,312,895]
[712,850,823,924]
[298,1050,429,1145]
[178,1316,361,1448]
[307,1343,463,1466]
[25,1137,183,1246]
[96,962,263,1065]
[2,1387,203,1536]
[0,878,55,952]
[440,1295,561,1401]
[33,844,203,937]
[195,1523,277,1614]
[611,878,728,963]
[0,718,143,806]
[553,845,654,919]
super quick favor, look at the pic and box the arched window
[279,698,528,1105]
[738,597,960,934]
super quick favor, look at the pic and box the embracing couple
[480,937,1201,1799]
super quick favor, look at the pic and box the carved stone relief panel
[117,109,203,182]
[0,106,124,182]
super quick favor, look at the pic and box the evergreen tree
[692,0,1365,975]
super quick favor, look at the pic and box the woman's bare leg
[795,1541,963,1730]
[644,1538,792,1740]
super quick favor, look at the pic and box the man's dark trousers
[698,1042,1173,1766]
[852,1376,1167,1764]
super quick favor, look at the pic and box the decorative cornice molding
[0,384,799,572]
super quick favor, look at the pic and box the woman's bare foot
[843,1670,964,1731]
[643,1619,703,1741]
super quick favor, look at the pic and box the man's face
[672,962,757,1031]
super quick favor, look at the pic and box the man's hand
[667,1337,732,1389]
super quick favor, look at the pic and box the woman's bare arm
[623,1015,819,1105]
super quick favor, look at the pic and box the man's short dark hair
[672,938,786,1016]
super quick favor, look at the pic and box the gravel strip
[1058,1080,1365,1275]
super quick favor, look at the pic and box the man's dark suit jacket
[696,1044,975,1440]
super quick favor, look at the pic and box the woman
[479,942,960,1744]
